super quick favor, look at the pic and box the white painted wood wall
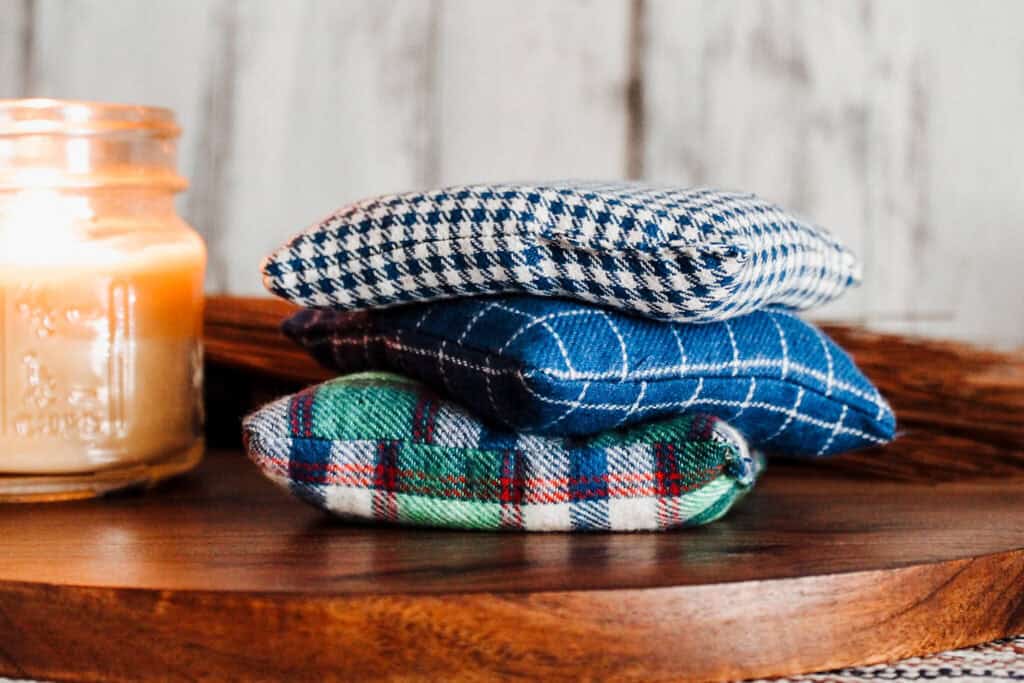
[2,0,1022,347]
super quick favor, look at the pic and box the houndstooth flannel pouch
[242,371,763,532]
[262,181,860,323]
[284,297,896,457]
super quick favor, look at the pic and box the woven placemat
[754,635,1024,682]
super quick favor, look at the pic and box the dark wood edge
[3,547,1023,682]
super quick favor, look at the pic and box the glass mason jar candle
[0,100,206,501]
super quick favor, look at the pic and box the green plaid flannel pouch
[243,372,763,532]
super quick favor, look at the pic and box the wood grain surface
[1,452,1024,682]
[0,295,1021,681]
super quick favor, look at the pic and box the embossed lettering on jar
[0,99,206,501]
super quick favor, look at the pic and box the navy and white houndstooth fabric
[283,296,896,457]
[263,181,861,323]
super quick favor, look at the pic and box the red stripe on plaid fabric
[654,443,681,496]
[288,394,302,438]
[568,478,611,501]
[424,398,440,444]
[412,396,425,443]
[605,469,723,498]
[277,459,377,487]
[245,436,291,480]
[689,413,717,441]
[411,394,440,444]
[259,451,725,503]
[655,442,680,528]
[499,449,525,529]
[302,391,315,438]
[372,441,401,521]
[657,495,687,530]
[288,388,317,438]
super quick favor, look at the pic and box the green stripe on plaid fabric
[244,372,763,532]
[308,373,421,441]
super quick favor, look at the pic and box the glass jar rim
[0,99,186,191]
[0,99,181,138]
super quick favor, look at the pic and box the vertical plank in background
[186,0,238,292]
[435,0,631,184]
[0,0,32,95]
[217,0,438,294]
[643,0,929,325]
[890,1,1024,346]
[22,0,438,295]
[25,0,226,281]
[643,0,1024,347]
[5,0,1023,345]
[854,1,936,332]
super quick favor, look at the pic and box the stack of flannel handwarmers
[244,182,896,532]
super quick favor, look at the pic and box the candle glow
[0,99,205,500]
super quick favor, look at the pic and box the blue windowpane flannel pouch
[263,181,861,323]
[284,297,896,457]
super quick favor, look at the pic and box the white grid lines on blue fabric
[437,339,455,397]
[670,325,688,374]
[320,323,892,424]
[323,327,891,420]
[818,404,849,456]
[337,334,519,377]
[682,377,705,413]
[732,377,758,422]
[457,300,500,344]
[724,319,740,377]
[519,358,884,411]
[598,310,631,380]
[288,300,894,454]
[525,386,886,447]
[769,313,791,380]
[540,380,593,431]
[486,302,890,418]
[482,354,514,430]
[324,332,889,448]
[616,381,648,429]
[763,387,805,444]
[492,303,583,373]
[813,322,835,397]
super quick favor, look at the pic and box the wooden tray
[0,297,1021,682]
